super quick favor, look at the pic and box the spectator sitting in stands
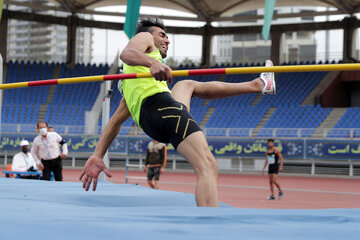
[12,140,42,179]
[48,126,55,132]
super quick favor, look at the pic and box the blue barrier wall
[0,134,360,160]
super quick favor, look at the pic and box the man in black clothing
[144,140,166,189]
[262,139,284,200]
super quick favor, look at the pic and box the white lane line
[73,177,360,196]
[157,181,360,196]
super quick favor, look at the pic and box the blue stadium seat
[328,108,360,138]
[4,61,109,134]
[3,60,339,137]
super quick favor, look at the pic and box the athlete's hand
[262,170,265,176]
[279,166,283,172]
[160,167,165,174]
[143,166,147,173]
[79,154,112,191]
[150,62,173,83]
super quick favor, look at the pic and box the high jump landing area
[1,169,359,240]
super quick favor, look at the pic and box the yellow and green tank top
[121,50,171,127]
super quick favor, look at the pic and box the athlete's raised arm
[120,32,158,67]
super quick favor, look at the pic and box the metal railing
[2,123,360,139]
[1,150,359,179]
[123,156,360,177]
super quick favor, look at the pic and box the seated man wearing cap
[12,140,41,179]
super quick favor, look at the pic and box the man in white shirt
[12,140,39,179]
[31,121,68,181]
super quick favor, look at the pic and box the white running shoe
[260,60,276,95]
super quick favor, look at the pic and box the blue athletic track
[0,178,359,240]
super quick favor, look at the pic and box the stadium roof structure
[1,0,360,66]
[4,0,360,22]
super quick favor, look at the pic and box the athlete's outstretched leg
[172,60,275,110]
[172,78,262,109]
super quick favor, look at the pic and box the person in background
[262,139,284,200]
[47,126,67,152]
[12,140,42,179]
[31,121,68,181]
[144,140,167,189]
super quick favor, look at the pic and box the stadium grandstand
[0,1,360,239]
[3,60,358,140]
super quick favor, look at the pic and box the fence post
[239,158,243,173]
[172,158,176,170]
[72,156,75,167]
[125,157,129,184]
[349,161,353,177]
[139,157,143,169]
[311,162,315,175]
[226,128,230,137]
[4,151,7,166]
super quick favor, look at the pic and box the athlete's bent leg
[176,131,218,207]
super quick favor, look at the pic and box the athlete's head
[136,18,169,58]
[267,139,274,148]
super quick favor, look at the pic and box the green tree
[165,57,178,68]
[180,57,194,66]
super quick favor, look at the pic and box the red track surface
[2,168,360,209]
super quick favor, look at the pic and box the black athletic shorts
[139,92,202,149]
[268,164,279,174]
[147,167,161,181]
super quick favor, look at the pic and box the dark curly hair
[136,18,166,34]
